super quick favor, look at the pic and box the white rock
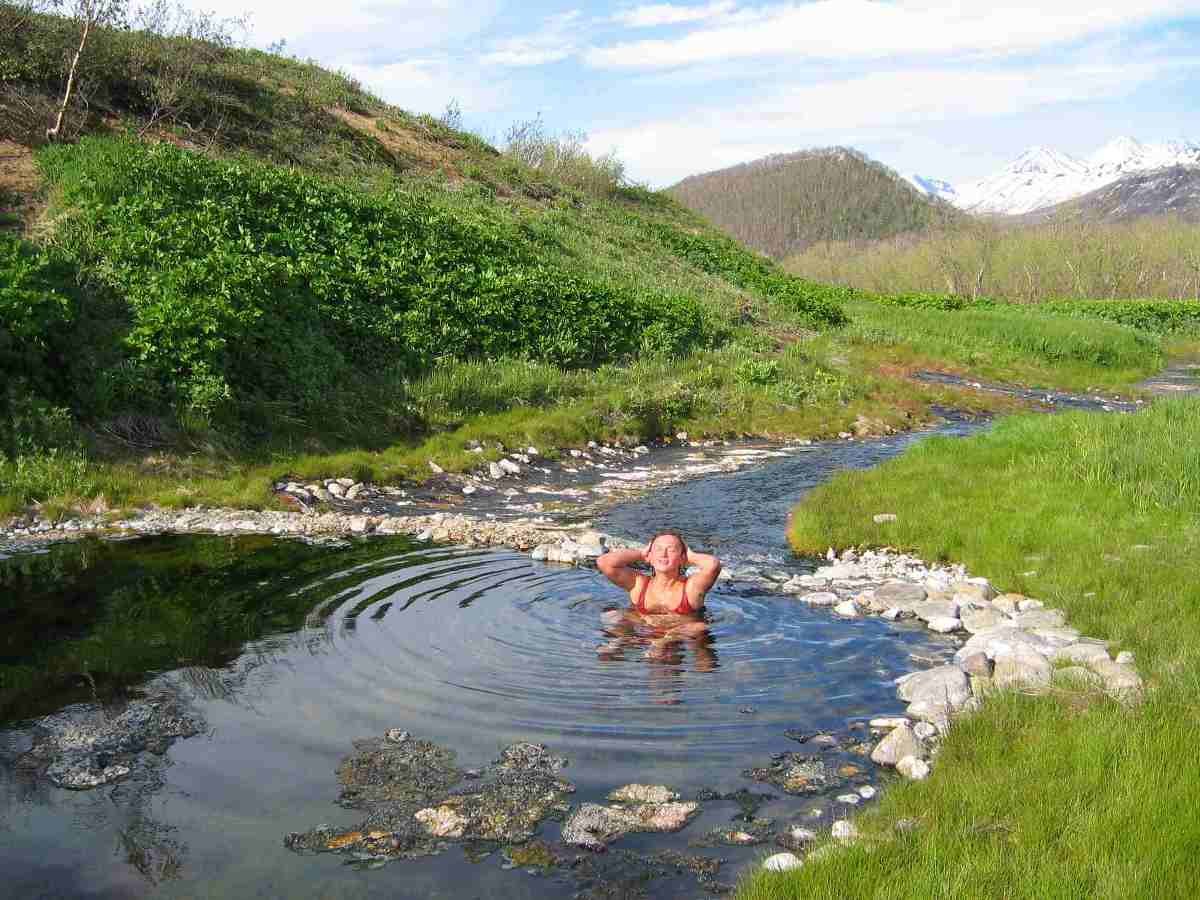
[1115,651,1135,666]
[871,723,925,766]
[763,852,803,872]
[1011,609,1066,629]
[831,820,858,842]
[498,458,522,475]
[857,785,877,799]
[881,608,903,621]
[836,793,861,805]
[488,462,505,479]
[428,460,445,474]
[1017,598,1045,612]
[912,721,938,741]
[873,513,898,523]
[1052,641,1111,665]
[926,616,963,634]
[833,600,859,617]
[960,606,1006,633]
[869,717,910,730]
[897,756,931,780]
[800,592,839,606]
[911,600,958,622]
[992,646,1052,690]
[897,665,971,710]
[462,485,476,495]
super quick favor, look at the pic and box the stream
[0,416,1014,898]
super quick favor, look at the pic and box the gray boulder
[897,665,971,710]
[870,723,924,766]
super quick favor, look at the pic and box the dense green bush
[636,220,850,328]
[864,290,1200,335]
[36,138,718,432]
[1039,299,1200,334]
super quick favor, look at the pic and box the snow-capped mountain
[913,137,1200,216]
[903,173,959,204]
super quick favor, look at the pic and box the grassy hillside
[0,9,1180,521]
[668,148,962,259]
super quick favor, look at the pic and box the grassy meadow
[735,400,1200,898]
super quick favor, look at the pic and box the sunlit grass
[744,400,1200,898]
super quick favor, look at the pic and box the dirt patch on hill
[326,107,458,174]
[0,140,42,233]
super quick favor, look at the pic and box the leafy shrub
[615,384,709,440]
[1039,300,1200,335]
[636,220,849,328]
[733,358,781,386]
[36,138,718,433]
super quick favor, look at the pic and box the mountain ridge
[669,146,960,259]
[907,136,1200,215]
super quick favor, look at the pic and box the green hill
[0,8,1173,519]
[668,147,962,259]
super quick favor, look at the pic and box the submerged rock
[21,693,204,791]
[607,783,678,804]
[285,734,573,861]
[562,800,700,851]
[744,754,833,794]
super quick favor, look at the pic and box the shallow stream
[1,421,984,898]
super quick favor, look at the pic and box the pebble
[857,785,877,800]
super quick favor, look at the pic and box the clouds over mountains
[205,1,1200,186]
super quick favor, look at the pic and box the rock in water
[562,800,700,851]
[285,735,573,860]
[606,784,679,804]
[870,723,924,766]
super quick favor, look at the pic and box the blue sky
[200,1,1200,187]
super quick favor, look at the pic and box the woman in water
[596,531,721,661]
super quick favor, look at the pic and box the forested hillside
[668,148,961,258]
[786,215,1200,302]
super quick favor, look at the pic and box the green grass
[844,299,1164,393]
[739,400,1200,898]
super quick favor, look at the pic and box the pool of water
[1,424,981,898]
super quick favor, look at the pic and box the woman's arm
[684,550,722,601]
[597,547,647,591]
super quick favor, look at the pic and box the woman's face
[649,535,686,576]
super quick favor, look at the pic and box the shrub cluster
[1039,300,1200,335]
[864,290,1200,335]
[636,220,850,328]
[32,138,717,435]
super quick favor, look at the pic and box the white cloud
[614,1,737,28]
[587,0,1200,69]
[481,10,582,67]
[588,54,1198,186]
[337,57,512,117]
[191,0,497,55]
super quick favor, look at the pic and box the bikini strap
[635,575,650,612]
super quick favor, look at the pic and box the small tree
[45,0,127,141]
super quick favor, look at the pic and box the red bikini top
[633,575,694,615]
